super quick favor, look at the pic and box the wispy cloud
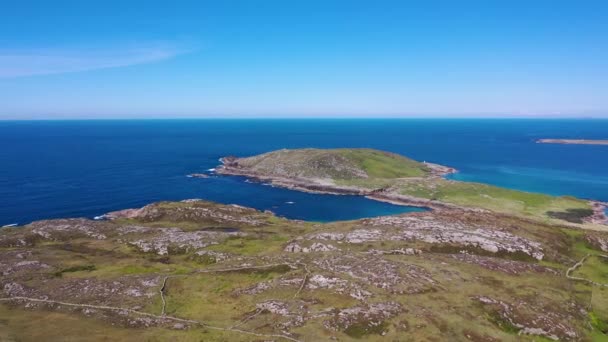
[0,43,188,78]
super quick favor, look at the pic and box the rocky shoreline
[585,201,608,225]
[214,153,607,228]
[217,157,478,213]
[365,192,480,212]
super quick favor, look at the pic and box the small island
[216,148,607,225]
[537,139,608,145]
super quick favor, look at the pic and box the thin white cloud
[0,43,188,78]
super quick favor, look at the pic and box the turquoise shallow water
[1,119,607,225]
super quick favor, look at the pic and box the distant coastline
[537,139,608,145]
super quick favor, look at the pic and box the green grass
[343,320,389,338]
[0,303,261,342]
[547,208,595,223]
[2,197,606,341]
[338,149,429,178]
[237,148,429,181]
[572,255,608,284]
[80,258,171,278]
[163,273,267,323]
[485,311,521,334]
[590,311,608,334]
[396,178,591,220]
[587,283,608,340]
[53,264,96,277]
[206,235,289,256]
[118,264,161,275]
[335,177,396,189]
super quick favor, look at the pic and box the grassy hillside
[395,178,592,221]
[234,148,431,180]
[2,200,608,341]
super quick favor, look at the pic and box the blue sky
[1,0,607,119]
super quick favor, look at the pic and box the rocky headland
[2,148,608,341]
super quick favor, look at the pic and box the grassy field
[337,149,430,178]
[395,178,592,220]
[235,148,430,180]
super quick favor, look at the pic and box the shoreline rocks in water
[421,161,457,177]
[187,173,210,178]
[585,201,608,225]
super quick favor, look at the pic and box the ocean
[1,119,607,225]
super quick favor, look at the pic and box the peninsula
[537,139,608,145]
[2,148,608,341]
[216,148,607,225]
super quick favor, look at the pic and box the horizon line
[1,116,607,121]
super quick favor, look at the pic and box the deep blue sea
[1,119,607,226]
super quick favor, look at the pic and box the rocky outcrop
[283,242,338,253]
[583,201,608,225]
[450,254,558,275]
[324,302,402,335]
[474,296,582,340]
[307,214,545,260]
[28,219,112,241]
[313,254,437,294]
[1,199,606,340]
[106,200,269,226]
[127,227,240,255]
[362,215,544,260]
[585,233,608,252]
